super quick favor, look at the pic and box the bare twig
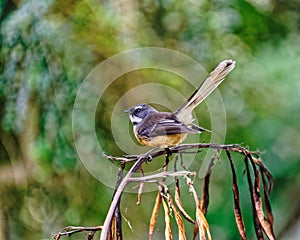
[100,153,150,240]
[112,163,125,240]
[136,166,145,205]
[53,226,102,240]
[104,144,250,164]
[175,177,195,224]
[128,171,195,182]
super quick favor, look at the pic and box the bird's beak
[123,109,130,113]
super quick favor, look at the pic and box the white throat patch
[129,114,143,125]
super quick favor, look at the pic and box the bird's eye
[135,108,141,113]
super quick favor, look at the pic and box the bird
[125,59,236,151]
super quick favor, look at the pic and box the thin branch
[136,166,145,205]
[128,171,195,182]
[103,144,253,164]
[175,177,195,224]
[100,149,155,240]
[113,163,125,240]
[54,226,102,240]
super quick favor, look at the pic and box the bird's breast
[137,133,187,148]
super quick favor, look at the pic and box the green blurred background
[1,0,300,239]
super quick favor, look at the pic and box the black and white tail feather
[175,59,236,125]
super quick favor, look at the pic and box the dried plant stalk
[108,215,115,240]
[53,226,102,240]
[244,156,264,239]
[249,156,275,240]
[149,192,162,240]
[137,166,145,205]
[175,177,195,224]
[54,143,274,240]
[165,186,187,240]
[200,153,217,214]
[260,166,274,225]
[162,195,173,240]
[186,176,211,240]
[226,150,247,239]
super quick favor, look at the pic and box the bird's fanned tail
[175,59,236,124]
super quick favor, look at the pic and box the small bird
[125,60,236,150]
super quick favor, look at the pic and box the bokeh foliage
[1,0,300,239]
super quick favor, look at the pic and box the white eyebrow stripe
[134,105,143,110]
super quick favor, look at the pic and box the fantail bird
[125,60,236,149]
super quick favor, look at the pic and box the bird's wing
[143,119,199,137]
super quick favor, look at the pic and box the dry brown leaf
[260,166,274,225]
[250,158,275,240]
[245,157,264,239]
[115,207,123,240]
[137,181,144,205]
[165,187,186,240]
[175,178,195,224]
[193,224,199,240]
[108,215,116,240]
[149,192,162,240]
[186,176,211,240]
[200,154,216,214]
[137,166,145,205]
[197,206,211,240]
[162,196,173,240]
[226,150,247,240]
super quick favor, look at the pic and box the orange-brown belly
[137,134,187,148]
